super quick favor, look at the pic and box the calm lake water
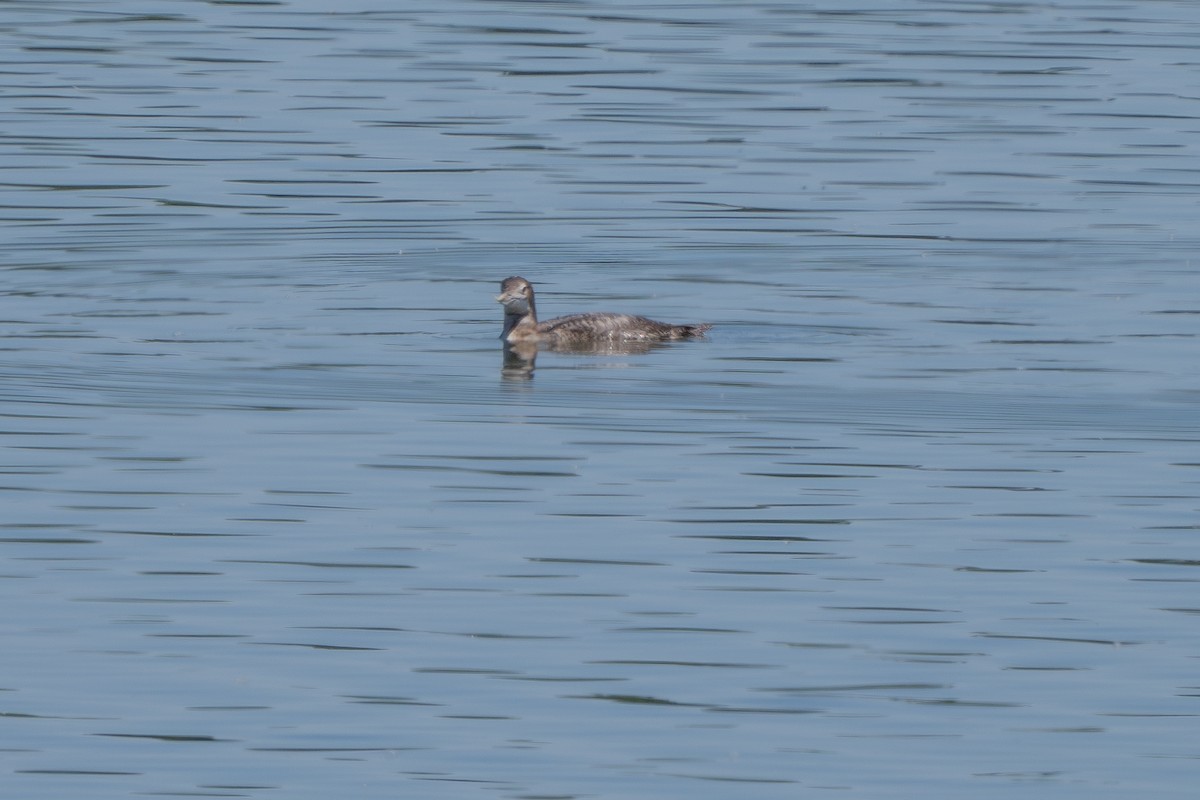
[3,1,1199,798]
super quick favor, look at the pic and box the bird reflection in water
[501,337,685,379]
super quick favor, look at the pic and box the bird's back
[539,312,710,342]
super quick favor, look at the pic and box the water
[3,1,1199,798]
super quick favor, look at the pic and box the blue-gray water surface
[3,1,1199,798]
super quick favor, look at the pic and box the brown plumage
[496,276,711,345]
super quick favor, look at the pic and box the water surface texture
[3,2,1199,798]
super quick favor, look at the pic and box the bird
[496,276,711,346]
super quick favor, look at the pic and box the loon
[496,276,711,345]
